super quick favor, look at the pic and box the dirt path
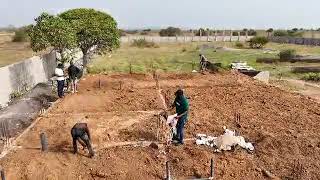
[0,73,320,179]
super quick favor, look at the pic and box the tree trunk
[83,52,89,74]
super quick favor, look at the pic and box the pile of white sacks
[196,126,254,152]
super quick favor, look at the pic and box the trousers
[71,128,94,157]
[57,80,64,98]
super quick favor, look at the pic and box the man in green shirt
[172,89,189,145]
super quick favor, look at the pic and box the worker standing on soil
[172,89,189,145]
[55,63,65,98]
[71,123,95,158]
[67,61,81,93]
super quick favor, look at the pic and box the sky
[1,0,320,29]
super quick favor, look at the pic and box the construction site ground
[0,72,320,180]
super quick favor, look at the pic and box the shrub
[302,73,320,81]
[181,47,187,52]
[232,31,240,36]
[247,29,257,36]
[140,31,148,35]
[131,39,159,48]
[125,30,138,34]
[273,30,288,37]
[248,36,268,49]
[119,29,126,36]
[159,27,182,37]
[12,27,29,42]
[195,28,211,36]
[279,49,296,60]
[235,42,244,49]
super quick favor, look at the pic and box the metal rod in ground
[40,132,48,152]
[210,158,214,179]
[1,169,5,180]
[166,161,171,180]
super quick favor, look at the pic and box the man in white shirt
[55,63,65,98]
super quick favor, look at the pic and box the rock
[172,158,179,163]
[193,168,202,178]
[255,167,262,172]
[149,142,159,149]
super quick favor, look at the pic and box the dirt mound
[0,73,320,180]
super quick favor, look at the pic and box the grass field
[0,34,39,67]
[89,41,320,79]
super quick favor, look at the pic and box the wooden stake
[166,161,171,180]
[40,132,48,152]
[210,158,214,179]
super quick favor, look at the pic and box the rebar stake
[40,132,48,152]
[210,158,214,179]
[166,161,171,180]
[1,169,5,180]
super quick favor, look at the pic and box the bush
[273,30,288,37]
[279,49,296,60]
[159,27,182,37]
[195,28,211,36]
[131,39,159,48]
[302,73,320,81]
[119,29,126,36]
[140,31,148,35]
[247,29,257,36]
[273,30,303,37]
[248,36,268,49]
[235,42,244,48]
[12,27,29,42]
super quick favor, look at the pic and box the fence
[121,35,252,43]
[269,36,320,46]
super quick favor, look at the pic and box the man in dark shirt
[71,123,95,158]
[68,61,81,93]
[172,89,189,145]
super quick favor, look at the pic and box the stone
[149,142,159,149]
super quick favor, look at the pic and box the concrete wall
[269,36,320,46]
[0,52,57,107]
[121,36,253,43]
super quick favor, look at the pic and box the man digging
[171,89,189,146]
[71,123,95,158]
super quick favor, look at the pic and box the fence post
[214,29,217,41]
[238,32,240,41]
[40,132,48,152]
[222,29,226,42]
[230,29,233,42]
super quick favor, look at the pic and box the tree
[28,13,77,62]
[59,8,120,71]
[248,36,268,49]
[12,26,30,42]
[159,27,182,37]
[266,28,273,37]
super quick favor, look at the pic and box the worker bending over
[71,123,95,158]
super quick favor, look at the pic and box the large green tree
[59,8,120,71]
[28,13,77,62]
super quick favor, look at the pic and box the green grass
[89,41,320,79]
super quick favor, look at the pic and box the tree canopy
[59,8,120,69]
[28,13,77,57]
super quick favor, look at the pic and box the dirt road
[0,72,319,179]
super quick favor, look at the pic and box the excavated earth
[0,72,320,180]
